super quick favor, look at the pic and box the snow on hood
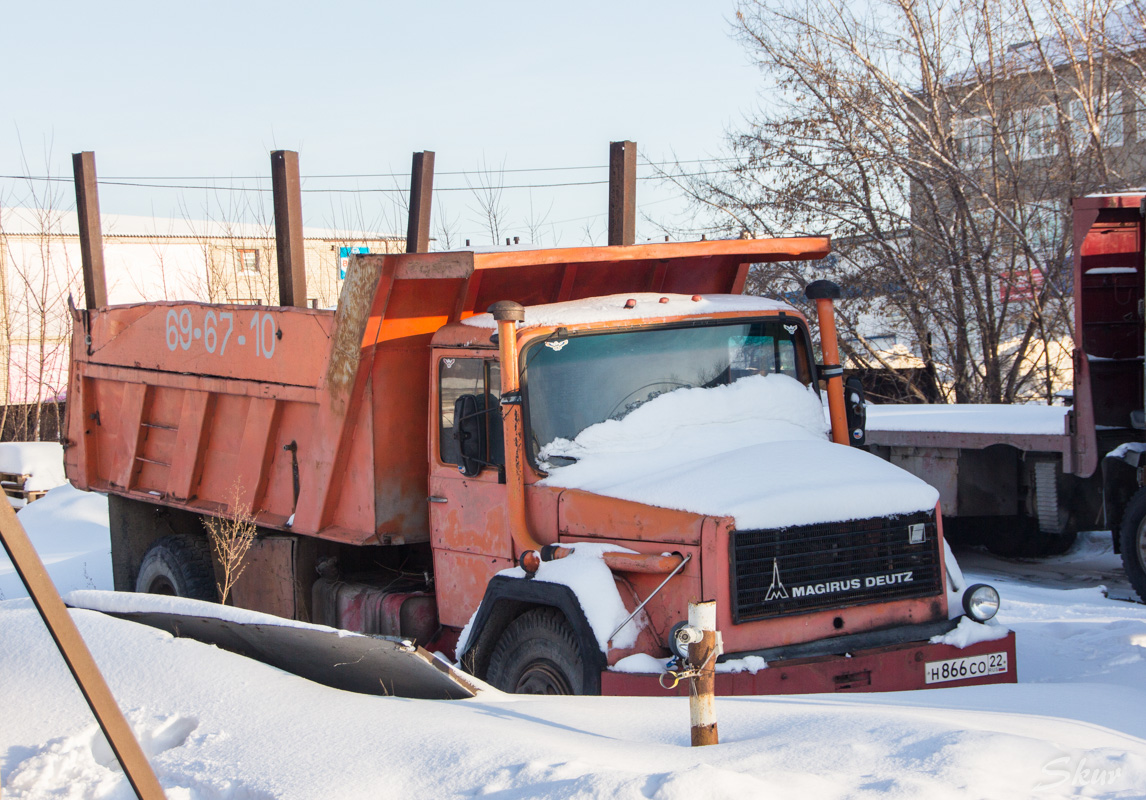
[539,374,940,529]
[461,292,796,330]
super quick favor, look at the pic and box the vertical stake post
[406,151,435,254]
[271,150,307,307]
[608,140,637,246]
[688,599,719,746]
[72,151,107,309]
[0,500,165,799]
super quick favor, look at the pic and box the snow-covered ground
[2,488,1146,798]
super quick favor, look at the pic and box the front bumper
[601,622,1017,696]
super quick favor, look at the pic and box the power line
[0,170,720,194]
[0,157,737,186]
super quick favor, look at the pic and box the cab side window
[439,358,503,468]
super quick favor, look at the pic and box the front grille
[730,512,942,623]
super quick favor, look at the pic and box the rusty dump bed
[65,237,830,545]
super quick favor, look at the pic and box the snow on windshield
[539,374,940,529]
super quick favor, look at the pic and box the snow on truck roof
[461,293,799,330]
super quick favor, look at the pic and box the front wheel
[486,607,595,695]
[1119,488,1146,602]
[135,533,217,601]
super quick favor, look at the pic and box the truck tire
[135,534,217,601]
[486,607,592,695]
[1119,488,1146,603]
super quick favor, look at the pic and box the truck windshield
[522,319,814,463]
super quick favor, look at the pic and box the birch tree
[669,0,1146,403]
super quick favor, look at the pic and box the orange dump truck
[65,237,1015,694]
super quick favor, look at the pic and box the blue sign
[338,246,370,279]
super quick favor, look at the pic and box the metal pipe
[606,553,692,643]
[540,544,685,574]
[806,280,849,445]
[688,600,719,747]
[490,301,547,559]
[490,300,692,576]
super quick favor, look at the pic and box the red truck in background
[64,234,1015,695]
[863,192,1146,599]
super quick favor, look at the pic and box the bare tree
[0,140,82,439]
[522,190,554,247]
[466,158,510,244]
[666,0,1146,403]
[205,481,258,605]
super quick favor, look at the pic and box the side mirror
[454,394,488,477]
[844,375,866,447]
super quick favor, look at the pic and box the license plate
[924,651,1008,684]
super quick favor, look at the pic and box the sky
[2,1,765,247]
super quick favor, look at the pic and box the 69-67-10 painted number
[165,308,278,359]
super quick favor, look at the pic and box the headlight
[962,583,1000,622]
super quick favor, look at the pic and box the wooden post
[688,599,719,747]
[271,150,307,307]
[608,140,637,246]
[406,151,435,254]
[0,500,166,799]
[72,152,107,309]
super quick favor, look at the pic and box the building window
[1136,91,1146,141]
[1104,90,1124,147]
[1068,92,1124,152]
[237,249,260,273]
[1010,105,1058,160]
[953,115,992,161]
[1069,98,1092,153]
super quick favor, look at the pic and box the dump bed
[65,238,830,545]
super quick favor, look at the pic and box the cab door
[428,351,513,627]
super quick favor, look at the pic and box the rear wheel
[135,533,216,601]
[1119,488,1146,602]
[486,607,589,695]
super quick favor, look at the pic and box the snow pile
[867,403,1069,435]
[611,653,669,673]
[65,590,361,637]
[540,374,940,529]
[7,496,1146,796]
[716,655,769,674]
[0,485,110,601]
[612,653,769,675]
[931,616,1011,648]
[460,542,643,654]
[0,441,66,492]
[461,292,796,330]
[4,598,1146,799]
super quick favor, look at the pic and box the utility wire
[0,171,721,194]
[0,157,737,186]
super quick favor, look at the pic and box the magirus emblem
[764,558,788,601]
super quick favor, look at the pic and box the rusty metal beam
[72,151,108,309]
[406,151,435,254]
[608,140,637,246]
[271,150,308,307]
[0,499,166,799]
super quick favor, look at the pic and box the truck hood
[537,374,940,529]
